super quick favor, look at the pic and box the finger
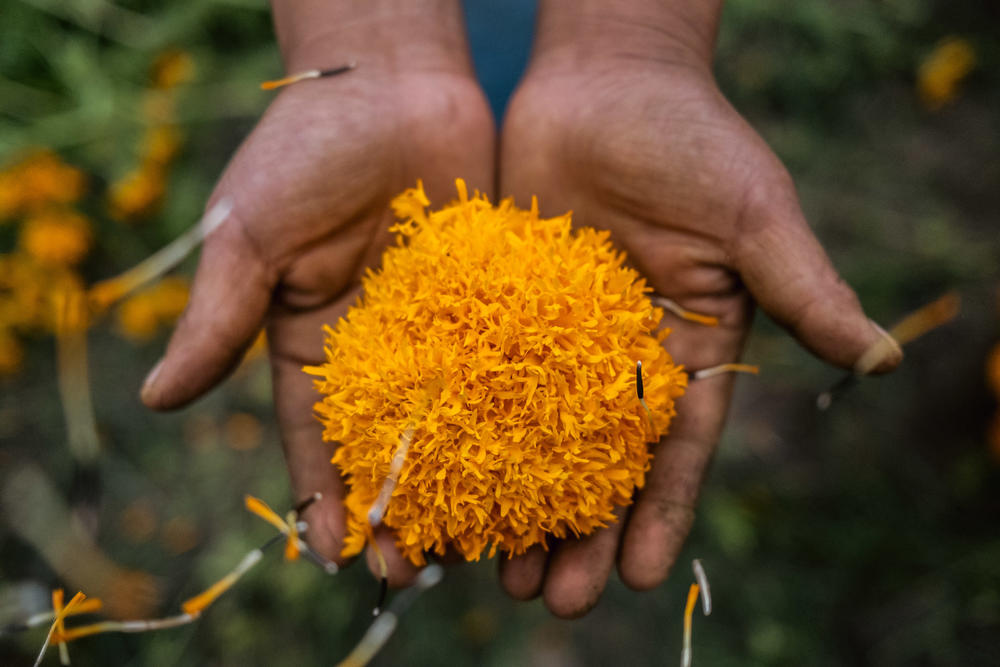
[365,526,421,589]
[734,183,902,374]
[141,208,276,409]
[619,350,735,591]
[498,544,548,601]
[268,295,357,565]
[542,510,626,619]
[271,355,351,564]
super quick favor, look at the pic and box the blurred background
[1,0,998,664]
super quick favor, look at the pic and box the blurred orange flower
[19,209,93,266]
[0,254,82,334]
[224,412,263,451]
[0,329,24,375]
[0,150,86,219]
[918,37,975,110]
[142,125,183,165]
[115,277,189,341]
[150,49,195,90]
[116,293,160,341]
[107,164,166,222]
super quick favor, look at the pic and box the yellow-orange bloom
[115,276,189,341]
[0,328,23,375]
[0,254,82,333]
[150,49,195,90]
[306,180,687,565]
[918,37,976,110]
[116,295,159,340]
[19,209,93,266]
[142,125,183,165]
[107,164,166,222]
[0,150,86,219]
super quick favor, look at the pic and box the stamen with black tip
[260,61,356,90]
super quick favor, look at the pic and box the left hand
[497,1,899,617]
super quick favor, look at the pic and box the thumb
[141,205,275,409]
[734,182,902,374]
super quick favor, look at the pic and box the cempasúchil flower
[306,180,687,565]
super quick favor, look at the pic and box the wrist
[531,0,722,73]
[270,0,474,77]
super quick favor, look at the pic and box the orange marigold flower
[115,277,189,341]
[19,209,93,266]
[116,293,160,341]
[306,180,687,565]
[0,254,82,333]
[142,125,183,166]
[148,276,190,321]
[0,328,24,375]
[107,164,166,221]
[918,37,976,111]
[0,150,86,219]
[150,49,195,90]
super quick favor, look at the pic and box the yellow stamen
[260,70,320,90]
[652,296,720,327]
[180,549,263,616]
[689,363,760,381]
[260,62,356,90]
[51,589,70,665]
[25,598,103,628]
[855,292,960,375]
[244,495,309,562]
[34,591,85,667]
[244,495,290,534]
[890,291,961,345]
[284,511,301,561]
[681,582,700,667]
[52,613,195,644]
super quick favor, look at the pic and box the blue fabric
[463,0,537,120]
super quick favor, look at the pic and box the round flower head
[306,180,687,565]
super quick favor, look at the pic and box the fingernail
[853,320,903,375]
[141,358,164,405]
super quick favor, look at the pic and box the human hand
[498,0,901,617]
[141,0,493,585]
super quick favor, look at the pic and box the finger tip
[498,548,546,601]
[854,319,905,375]
[542,585,599,620]
[139,359,166,409]
[618,540,669,591]
[869,320,905,374]
[618,558,669,592]
[364,534,420,589]
[541,562,606,619]
[617,504,691,591]
[298,499,350,565]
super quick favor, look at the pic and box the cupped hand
[141,46,494,586]
[498,37,900,617]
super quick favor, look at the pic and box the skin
[143,0,900,616]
